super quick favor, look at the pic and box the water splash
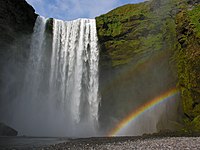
[49,18,100,135]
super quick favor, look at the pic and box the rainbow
[108,87,179,136]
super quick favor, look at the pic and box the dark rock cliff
[0,122,18,136]
[0,0,37,123]
[0,0,37,50]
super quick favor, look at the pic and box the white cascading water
[50,18,99,124]
[13,16,100,137]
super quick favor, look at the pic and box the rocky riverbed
[1,136,200,150]
[44,137,200,150]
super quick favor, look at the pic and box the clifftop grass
[96,3,148,39]
[96,0,179,67]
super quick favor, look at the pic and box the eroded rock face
[0,0,37,49]
[0,123,18,136]
[0,0,37,126]
[96,0,200,134]
[96,0,182,134]
[187,0,200,5]
[175,3,200,131]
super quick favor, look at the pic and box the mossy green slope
[96,0,184,132]
[175,2,200,132]
[96,0,180,67]
[96,0,200,133]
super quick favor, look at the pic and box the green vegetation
[96,3,148,38]
[96,0,179,67]
[96,0,200,132]
[175,3,200,131]
[46,18,53,34]
[188,5,200,38]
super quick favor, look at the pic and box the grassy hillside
[96,0,180,67]
[96,0,200,133]
[175,2,200,132]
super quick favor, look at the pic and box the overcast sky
[26,0,145,20]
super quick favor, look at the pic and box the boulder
[0,123,18,136]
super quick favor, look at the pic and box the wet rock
[0,123,18,136]
[0,0,37,49]
[0,0,37,117]
[187,0,200,5]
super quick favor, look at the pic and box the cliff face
[96,0,179,68]
[0,0,37,50]
[96,0,200,133]
[175,1,200,131]
[96,0,182,132]
[0,0,37,122]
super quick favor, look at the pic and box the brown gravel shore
[1,135,200,150]
[43,136,200,150]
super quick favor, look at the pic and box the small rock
[0,122,18,136]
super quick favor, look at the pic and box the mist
[0,16,100,137]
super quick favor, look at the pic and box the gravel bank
[1,136,200,150]
[44,137,200,150]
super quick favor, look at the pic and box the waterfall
[13,16,100,137]
[50,18,99,124]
